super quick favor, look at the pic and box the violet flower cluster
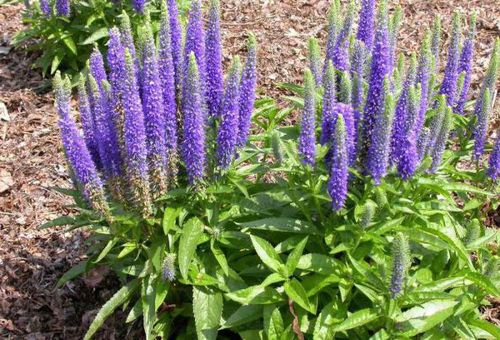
[299,0,500,212]
[54,0,257,218]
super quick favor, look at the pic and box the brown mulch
[1,1,499,338]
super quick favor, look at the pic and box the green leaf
[462,270,500,296]
[162,206,181,234]
[296,253,341,274]
[313,302,345,340]
[57,260,88,287]
[441,182,492,196]
[264,306,284,339]
[125,299,142,323]
[94,238,117,264]
[193,287,223,340]
[220,305,262,329]
[396,300,458,336]
[51,52,64,75]
[83,279,140,340]
[331,308,379,332]
[39,216,79,229]
[286,236,308,274]
[210,241,229,276]
[469,319,500,339]
[142,275,156,340]
[225,285,283,305]
[284,279,314,313]
[238,217,319,235]
[63,36,77,55]
[250,235,286,275]
[178,217,205,280]
[81,27,109,45]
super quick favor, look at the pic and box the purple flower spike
[237,34,258,147]
[120,12,139,84]
[473,89,492,160]
[53,73,108,216]
[159,3,178,155]
[132,0,146,13]
[55,0,69,16]
[217,57,242,169]
[77,80,101,169]
[299,69,316,166]
[205,0,224,118]
[488,131,500,181]
[361,0,390,159]
[184,0,206,95]
[417,127,430,163]
[40,0,51,16]
[328,114,349,211]
[415,31,432,135]
[141,24,168,196]
[367,78,395,185]
[321,61,336,146]
[388,6,403,74]
[167,0,183,95]
[351,39,367,111]
[182,53,206,183]
[439,12,462,107]
[123,49,151,216]
[89,48,108,92]
[397,85,421,179]
[332,1,355,72]
[425,96,446,156]
[357,0,376,50]
[431,17,442,73]
[390,53,417,165]
[455,14,476,114]
[323,0,340,78]
[308,37,322,85]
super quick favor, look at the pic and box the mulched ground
[0,1,499,338]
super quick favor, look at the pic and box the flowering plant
[47,0,500,339]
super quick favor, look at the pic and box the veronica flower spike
[53,73,109,217]
[184,0,206,93]
[123,49,151,216]
[298,69,316,166]
[488,131,500,181]
[40,0,51,16]
[455,14,476,114]
[328,114,349,211]
[217,57,242,169]
[356,0,376,50]
[132,0,146,13]
[389,232,411,299]
[472,89,492,161]
[308,37,322,85]
[182,53,206,184]
[237,34,258,147]
[439,12,462,107]
[167,0,183,94]
[55,0,69,17]
[205,0,224,118]
[321,61,336,146]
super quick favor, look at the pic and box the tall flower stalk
[205,0,224,118]
[298,69,316,166]
[328,114,348,211]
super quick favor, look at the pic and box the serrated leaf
[57,260,89,287]
[296,253,341,274]
[210,242,229,276]
[286,236,308,274]
[226,285,283,305]
[396,300,458,336]
[250,235,286,275]
[238,217,319,234]
[162,206,181,234]
[264,306,284,339]
[142,275,156,340]
[81,27,109,45]
[313,302,345,340]
[284,279,314,313]
[331,308,379,332]
[220,305,262,329]
[193,287,223,340]
[83,279,140,340]
[178,218,205,280]
[469,319,500,339]
[63,36,77,55]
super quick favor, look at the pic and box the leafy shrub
[47,0,500,339]
[13,0,190,77]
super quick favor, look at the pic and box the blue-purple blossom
[205,0,224,117]
[397,85,421,179]
[439,12,462,107]
[417,127,430,163]
[132,0,146,13]
[323,1,340,78]
[431,17,442,73]
[77,80,100,169]
[123,49,151,215]
[390,53,417,165]
[425,96,446,157]
[54,73,108,215]
[237,34,258,147]
[184,0,206,95]
[328,114,349,211]
[308,37,322,85]
[356,0,375,50]
[182,53,206,183]
[217,57,241,169]
[159,3,178,155]
[430,106,452,172]
[389,232,410,299]
[367,78,395,185]
[321,61,336,146]
[40,0,51,16]
[141,24,168,196]
[55,0,69,17]
[414,31,432,136]
[167,0,183,95]
[388,6,402,74]
[89,48,108,93]
[120,12,139,85]
[332,1,355,72]
[351,39,367,111]
[472,89,492,160]
[488,131,500,181]
[338,71,352,104]
[361,0,390,158]
[162,253,176,282]
[298,69,316,166]
[455,14,476,114]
